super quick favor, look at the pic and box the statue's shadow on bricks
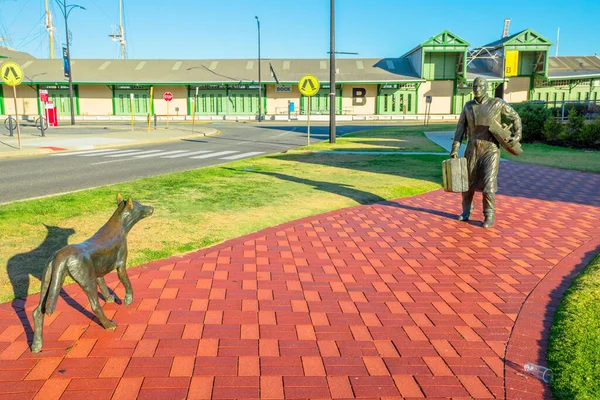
[379,201,458,220]
[7,225,103,343]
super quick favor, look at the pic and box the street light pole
[63,1,75,125]
[56,0,84,125]
[329,0,336,143]
[255,16,262,121]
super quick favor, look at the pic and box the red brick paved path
[1,161,599,399]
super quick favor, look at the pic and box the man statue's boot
[458,190,474,221]
[482,192,496,228]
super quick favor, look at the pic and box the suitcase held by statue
[442,157,468,193]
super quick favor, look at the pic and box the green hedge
[511,102,600,148]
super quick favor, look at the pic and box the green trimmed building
[1,28,599,121]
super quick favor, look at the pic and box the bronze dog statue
[31,194,154,353]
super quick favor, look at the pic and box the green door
[301,88,341,115]
[423,53,457,80]
[48,89,72,119]
[228,89,259,115]
[191,90,227,115]
[114,89,150,115]
[377,88,417,114]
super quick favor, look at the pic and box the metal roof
[481,29,528,49]
[547,56,600,79]
[465,59,503,82]
[7,57,423,85]
[3,48,599,85]
[0,46,36,59]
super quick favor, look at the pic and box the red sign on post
[163,92,173,102]
[40,89,49,103]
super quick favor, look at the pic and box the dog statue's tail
[36,259,54,313]
[44,256,69,316]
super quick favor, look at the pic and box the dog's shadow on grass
[7,224,104,344]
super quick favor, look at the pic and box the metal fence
[529,99,600,121]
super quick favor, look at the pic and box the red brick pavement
[0,161,598,399]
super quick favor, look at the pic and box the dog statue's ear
[126,198,133,209]
[116,193,124,204]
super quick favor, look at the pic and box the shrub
[543,118,564,142]
[578,117,600,147]
[511,102,553,142]
[565,107,586,144]
[567,107,586,135]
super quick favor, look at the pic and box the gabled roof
[7,57,423,85]
[402,30,469,57]
[481,28,552,50]
[421,30,470,48]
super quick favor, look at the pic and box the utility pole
[329,0,336,143]
[45,0,55,59]
[255,16,262,121]
[109,0,126,59]
[119,0,125,59]
[556,27,560,57]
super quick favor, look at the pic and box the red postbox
[45,101,58,127]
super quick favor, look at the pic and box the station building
[1,28,599,121]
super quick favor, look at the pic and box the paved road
[0,123,372,204]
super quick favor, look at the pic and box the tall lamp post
[255,16,262,121]
[55,0,85,125]
[329,0,335,143]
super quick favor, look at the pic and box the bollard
[8,117,14,137]
[39,112,46,138]
[154,114,157,130]
[288,100,291,121]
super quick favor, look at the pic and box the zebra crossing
[51,148,265,161]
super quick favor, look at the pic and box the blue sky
[1,0,598,60]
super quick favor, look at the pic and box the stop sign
[163,92,173,102]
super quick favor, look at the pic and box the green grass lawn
[0,126,446,303]
[503,143,600,173]
[295,125,451,152]
[549,254,600,399]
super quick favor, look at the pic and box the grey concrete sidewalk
[0,123,219,159]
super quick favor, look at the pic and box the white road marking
[219,152,264,160]
[133,150,188,158]
[190,151,238,159]
[273,126,298,137]
[51,149,118,156]
[78,149,142,157]
[104,150,164,158]
[161,150,212,158]
[91,159,135,165]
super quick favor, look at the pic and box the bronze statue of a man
[450,77,522,228]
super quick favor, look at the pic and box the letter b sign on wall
[352,88,367,106]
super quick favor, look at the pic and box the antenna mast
[502,18,511,38]
[45,0,55,58]
[109,0,126,59]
